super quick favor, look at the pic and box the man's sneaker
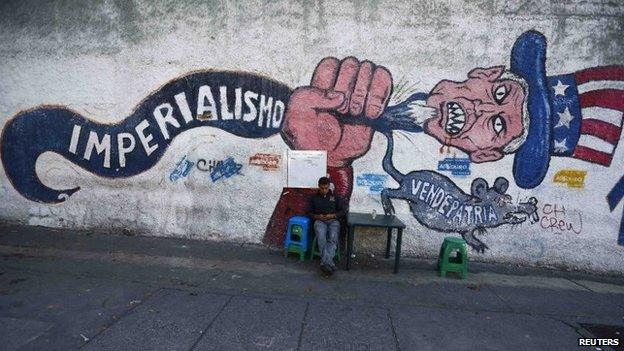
[320,264,334,275]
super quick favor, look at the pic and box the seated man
[308,176,346,275]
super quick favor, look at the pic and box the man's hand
[282,57,393,167]
[315,214,336,221]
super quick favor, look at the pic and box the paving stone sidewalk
[1,223,623,350]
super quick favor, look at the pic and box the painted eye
[493,85,508,104]
[492,115,506,135]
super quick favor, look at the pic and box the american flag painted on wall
[549,66,624,166]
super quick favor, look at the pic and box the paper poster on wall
[287,150,327,188]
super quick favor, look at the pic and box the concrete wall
[1,0,623,274]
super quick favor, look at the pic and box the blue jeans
[314,219,340,267]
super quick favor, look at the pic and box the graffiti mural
[268,31,623,248]
[1,29,623,249]
[264,56,396,245]
[0,72,291,203]
[269,32,621,248]
[380,132,539,252]
[410,31,624,191]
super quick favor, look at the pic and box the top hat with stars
[509,30,624,189]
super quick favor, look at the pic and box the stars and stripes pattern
[549,66,624,166]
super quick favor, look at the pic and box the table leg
[394,228,403,274]
[385,227,392,259]
[346,225,354,270]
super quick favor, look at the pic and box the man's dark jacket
[307,190,346,218]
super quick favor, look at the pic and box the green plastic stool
[284,225,307,261]
[438,237,468,279]
[285,245,307,261]
[309,234,341,262]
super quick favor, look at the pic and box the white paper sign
[287,150,327,188]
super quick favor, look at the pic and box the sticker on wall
[210,156,243,182]
[169,155,195,182]
[437,157,471,177]
[553,169,587,189]
[249,153,280,171]
[356,173,388,194]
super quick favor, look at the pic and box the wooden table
[346,212,406,273]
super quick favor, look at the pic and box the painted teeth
[445,102,466,135]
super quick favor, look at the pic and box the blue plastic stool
[284,216,310,261]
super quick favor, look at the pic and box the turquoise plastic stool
[437,237,468,279]
[283,216,310,261]
[309,234,341,262]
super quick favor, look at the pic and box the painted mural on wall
[381,131,539,252]
[378,31,623,188]
[0,71,291,203]
[1,30,623,249]
[268,30,624,249]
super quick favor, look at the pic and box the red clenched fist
[281,57,393,167]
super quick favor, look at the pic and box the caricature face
[424,66,526,163]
